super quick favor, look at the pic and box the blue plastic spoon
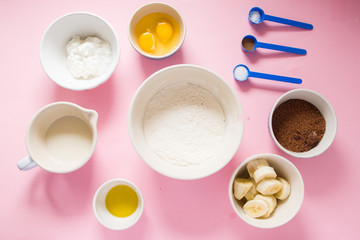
[249,7,313,30]
[242,35,307,55]
[233,64,302,84]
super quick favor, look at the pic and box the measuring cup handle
[257,42,307,55]
[17,156,38,171]
[249,71,302,84]
[264,14,313,30]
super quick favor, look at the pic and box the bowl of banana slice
[228,153,304,228]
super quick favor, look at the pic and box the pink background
[1,0,359,239]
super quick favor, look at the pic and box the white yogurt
[66,36,112,79]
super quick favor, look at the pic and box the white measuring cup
[17,102,98,173]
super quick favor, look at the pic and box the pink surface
[1,0,359,239]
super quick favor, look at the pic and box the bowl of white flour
[40,12,120,90]
[128,64,244,180]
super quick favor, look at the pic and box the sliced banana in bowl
[243,199,269,218]
[256,178,283,195]
[233,178,253,200]
[228,153,304,228]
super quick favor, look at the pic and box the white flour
[144,82,226,166]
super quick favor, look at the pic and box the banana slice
[233,178,253,200]
[244,178,258,201]
[243,199,268,218]
[246,158,269,178]
[254,194,277,218]
[256,178,283,195]
[253,166,277,183]
[274,177,291,200]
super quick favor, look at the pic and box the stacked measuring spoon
[234,7,313,84]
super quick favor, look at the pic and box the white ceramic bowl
[128,64,244,180]
[269,89,337,158]
[229,153,304,228]
[93,179,144,230]
[40,12,120,90]
[128,2,186,59]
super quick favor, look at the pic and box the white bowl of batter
[128,64,244,180]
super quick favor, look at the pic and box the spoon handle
[257,42,307,55]
[264,14,313,30]
[249,71,302,84]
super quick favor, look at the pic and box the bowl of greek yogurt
[40,12,120,90]
[128,64,245,180]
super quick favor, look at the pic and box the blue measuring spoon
[249,7,313,30]
[242,35,307,55]
[233,64,302,84]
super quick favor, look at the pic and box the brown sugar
[242,37,255,51]
[271,99,326,152]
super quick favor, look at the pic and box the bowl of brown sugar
[269,89,337,158]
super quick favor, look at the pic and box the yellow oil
[135,12,181,56]
[105,185,139,218]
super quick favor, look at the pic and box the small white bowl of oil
[93,179,144,230]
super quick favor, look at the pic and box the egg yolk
[156,21,173,42]
[138,32,155,52]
